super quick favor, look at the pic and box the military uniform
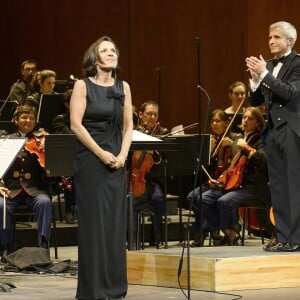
[0,131,52,250]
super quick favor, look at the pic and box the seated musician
[200,107,268,246]
[224,81,247,134]
[0,105,52,255]
[8,59,38,106]
[224,81,247,114]
[52,89,76,224]
[132,100,168,248]
[186,109,236,246]
[25,69,57,111]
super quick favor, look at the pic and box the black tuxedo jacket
[250,49,300,137]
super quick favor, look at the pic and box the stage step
[127,246,300,291]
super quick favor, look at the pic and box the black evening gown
[75,78,127,300]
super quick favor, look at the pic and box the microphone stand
[155,66,166,108]
[126,152,135,250]
[178,37,211,300]
[157,68,161,108]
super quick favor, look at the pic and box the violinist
[224,81,247,134]
[224,81,247,114]
[0,105,52,254]
[201,107,268,246]
[25,69,57,111]
[186,109,235,246]
[132,100,168,248]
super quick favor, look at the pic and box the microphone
[155,65,166,71]
[197,84,211,102]
[68,75,78,89]
[195,36,200,52]
[69,74,77,81]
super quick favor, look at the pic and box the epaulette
[55,114,64,119]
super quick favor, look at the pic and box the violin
[25,130,48,168]
[217,152,249,190]
[210,135,233,179]
[217,132,258,190]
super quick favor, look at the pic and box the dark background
[1,0,299,131]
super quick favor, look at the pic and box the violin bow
[211,98,245,158]
[160,122,199,138]
[201,164,214,181]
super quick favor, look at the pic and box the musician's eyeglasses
[23,67,36,72]
[144,112,158,117]
[232,92,245,97]
[210,119,223,124]
[19,115,36,122]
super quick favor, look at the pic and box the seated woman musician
[186,109,236,246]
[131,100,168,248]
[0,105,52,255]
[25,69,57,111]
[200,106,268,246]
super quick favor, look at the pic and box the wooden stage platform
[127,245,300,292]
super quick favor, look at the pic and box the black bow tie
[272,56,286,66]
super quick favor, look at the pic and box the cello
[131,151,154,197]
[131,122,160,198]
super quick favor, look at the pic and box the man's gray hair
[270,21,297,47]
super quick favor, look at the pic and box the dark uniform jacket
[0,132,49,199]
[239,132,269,204]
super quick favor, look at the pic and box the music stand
[165,134,210,175]
[0,121,15,134]
[37,94,65,132]
[54,80,69,93]
[45,134,76,176]
[0,100,18,121]
[164,134,210,242]
[45,134,179,250]
[0,137,26,179]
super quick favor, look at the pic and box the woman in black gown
[70,36,133,300]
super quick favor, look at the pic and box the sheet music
[171,124,184,135]
[0,137,26,178]
[132,129,162,142]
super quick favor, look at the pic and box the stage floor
[5,209,300,299]
[1,242,300,299]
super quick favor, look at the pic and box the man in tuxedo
[246,21,300,252]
